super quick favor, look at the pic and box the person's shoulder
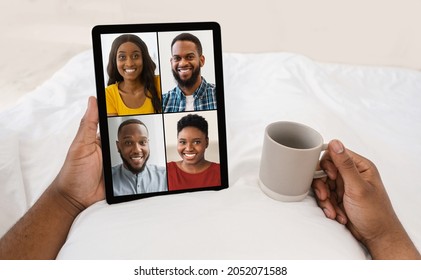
[165,86,179,95]
[201,77,215,87]
[146,164,166,173]
[205,83,216,92]
[210,162,220,168]
[162,87,180,108]
[162,87,178,98]
[106,83,118,90]
[208,162,220,172]
[166,161,179,171]
[154,75,161,83]
[111,164,123,175]
[201,78,216,94]
[206,81,216,88]
[106,83,119,94]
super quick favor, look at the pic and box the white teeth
[131,155,143,160]
[178,68,191,73]
[184,153,196,159]
[125,69,136,73]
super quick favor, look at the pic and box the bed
[1,49,420,259]
[1,0,420,260]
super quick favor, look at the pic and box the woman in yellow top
[106,34,161,116]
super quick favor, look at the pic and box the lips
[178,67,192,74]
[183,153,196,160]
[124,68,136,74]
[130,154,144,164]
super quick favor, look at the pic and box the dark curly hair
[177,114,208,138]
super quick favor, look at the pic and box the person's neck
[122,163,146,175]
[179,77,202,96]
[120,80,144,95]
[179,159,210,174]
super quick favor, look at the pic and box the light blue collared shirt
[112,164,167,196]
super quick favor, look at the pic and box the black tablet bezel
[92,22,228,204]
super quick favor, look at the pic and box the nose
[134,142,143,152]
[125,57,135,66]
[178,57,189,66]
[185,142,194,151]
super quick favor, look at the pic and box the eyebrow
[122,135,148,139]
[173,51,196,56]
[178,137,203,140]
[117,50,141,54]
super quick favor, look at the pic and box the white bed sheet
[0,51,420,259]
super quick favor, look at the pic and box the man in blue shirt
[162,33,217,112]
[112,119,167,196]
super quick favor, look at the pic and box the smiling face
[116,42,143,82]
[177,126,209,166]
[171,40,205,90]
[117,123,150,174]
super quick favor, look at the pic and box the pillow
[0,129,27,236]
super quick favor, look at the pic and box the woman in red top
[167,114,221,191]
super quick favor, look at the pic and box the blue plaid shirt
[162,77,217,112]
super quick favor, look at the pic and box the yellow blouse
[105,76,161,116]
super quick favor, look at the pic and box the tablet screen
[92,22,228,204]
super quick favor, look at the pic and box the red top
[167,161,221,191]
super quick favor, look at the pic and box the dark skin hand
[312,139,420,259]
[0,96,105,259]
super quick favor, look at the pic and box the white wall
[1,0,421,110]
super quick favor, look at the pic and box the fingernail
[326,169,335,179]
[323,208,331,218]
[314,188,321,199]
[84,97,91,115]
[337,215,347,224]
[331,140,344,154]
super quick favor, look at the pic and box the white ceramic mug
[259,121,327,202]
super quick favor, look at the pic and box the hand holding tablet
[92,22,228,204]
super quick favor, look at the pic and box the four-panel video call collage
[99,30,221,197]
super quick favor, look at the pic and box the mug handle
[313,143,328,179]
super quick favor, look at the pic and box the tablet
[92,22,228,204]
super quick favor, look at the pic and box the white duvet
[0,51,420,259]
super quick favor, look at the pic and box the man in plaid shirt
[162,33,217,112]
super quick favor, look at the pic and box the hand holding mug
[312,139,421,259]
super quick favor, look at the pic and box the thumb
[75,96,99,145]
[328,140,363,188]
